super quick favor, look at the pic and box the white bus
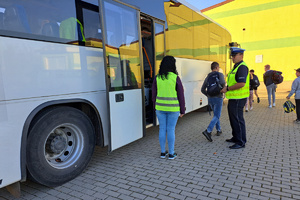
[0,0,231,192]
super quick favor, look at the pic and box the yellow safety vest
[226,61,250,99]
[59,17,86,42]
[155,72,180,112]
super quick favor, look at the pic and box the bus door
[101,0,144,151]
[141,16,166,127]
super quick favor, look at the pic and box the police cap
[230,47,246,56]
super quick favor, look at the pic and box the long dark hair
[158,56,178,80]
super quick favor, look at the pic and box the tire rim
[44,123,84,169]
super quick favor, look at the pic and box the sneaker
[250,106,253,110]
[273,103,276,107]
[168,153,177,160]
[245,109,248,112]
[268,105,272,108]
[160,151,169,158]
[216,130,222,136]
[202,130,213,142]
[294,119,300,124]
[257,97,260,103]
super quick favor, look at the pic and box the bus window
[82,8,102,48]
[82,0,99,6]
[0,0,102,48]
[3,4,31,33]
[104,1,141,91]
[0,12,3,30]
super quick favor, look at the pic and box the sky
[183,0,225,11]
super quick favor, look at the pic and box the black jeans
[228,98,247,146]
[296,99,300,120]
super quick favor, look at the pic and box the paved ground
[1,81,299,200]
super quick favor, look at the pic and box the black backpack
[251,75,260,88]
[206,73,223,96]
[272,70,284,84]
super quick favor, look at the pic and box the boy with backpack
[201,62,225,142]
[263,64,279,108]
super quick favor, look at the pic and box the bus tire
[26,106,95,187]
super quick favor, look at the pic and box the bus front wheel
[26,106,95,187]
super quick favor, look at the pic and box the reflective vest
[226,61,250,99]
[59,17,86,42]
[155,72,180,112]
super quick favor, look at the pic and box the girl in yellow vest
[152,56,185,159]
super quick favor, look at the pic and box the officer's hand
[221,87,227,93]
[286,96,290,100]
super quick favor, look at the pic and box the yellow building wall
[203,0,300,81]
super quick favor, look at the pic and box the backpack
[283,100,295,113]
[206,73,223,96]
[272,70,284,84]
[251,75,260,88]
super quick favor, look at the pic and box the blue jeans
[267,83,276,105]
[207,97,223,133]
[156,110,179,155]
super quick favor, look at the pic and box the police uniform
[226,47,249,149]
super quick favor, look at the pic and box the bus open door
[101,0,144,151]
[140,15,166,127]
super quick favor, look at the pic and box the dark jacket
[250,74,260,90]
[263,70,274,86]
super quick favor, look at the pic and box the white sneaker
[250,106,253,110]
[273,103,276,107]
[268,105,272,108]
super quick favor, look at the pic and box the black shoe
[225,138,235,143]
[216,130,222,136]
[257,97,260,103]
[160,151,169,158]
[202,130,212,142]
[229,144,245,149]
[168,153,177,160]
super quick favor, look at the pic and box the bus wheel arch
[21,100,104,185]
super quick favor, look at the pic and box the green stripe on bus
[208,0,300,19]
[167,45,227,57]
[168,19,212,31]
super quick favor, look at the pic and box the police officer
[221,47,250,149]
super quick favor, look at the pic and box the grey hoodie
[288,76,300,99]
